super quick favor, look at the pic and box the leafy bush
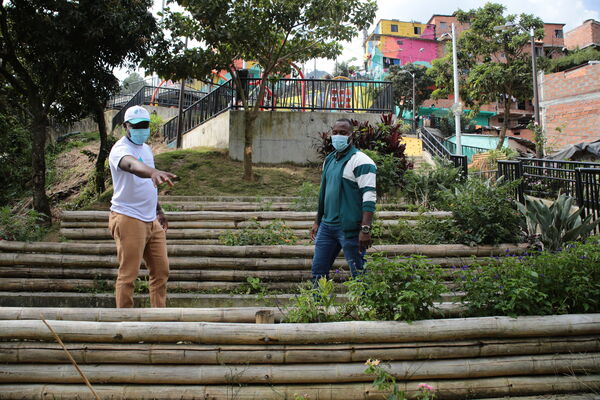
[219,219,297,246]
[401,162,462,209]
[382,217,458,245]
[448,177,523,245]
[459,240,600,316]
[284,278,341,323]
[344,255,446,322]
[292,182,319,211]
[517,193,600,251]
[363,149,403,199]
[0,207,47,241]
[0,113,31,205]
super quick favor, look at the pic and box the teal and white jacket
[316,146,377,238]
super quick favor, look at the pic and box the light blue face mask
[129,128,150,145]
[331,135,349,152]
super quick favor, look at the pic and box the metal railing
[110,86,206,130]
[445,142,489,163]
[420,127,468,178]
[163,81,235,144]
[232,77,393,113]
[497,159,600,227]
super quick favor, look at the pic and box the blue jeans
[311,223,366,282]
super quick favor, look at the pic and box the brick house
[540,62,600,151]
[565,19,600,50]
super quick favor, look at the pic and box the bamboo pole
[0,376,599,400]
[59,228,312,240]
[60,210,451,222]
[1,353,599,384]
[0,242,527,257]
[40,318,101,400]
[0,278,300,292]
[2,314,600,344]
[1,337,598,365]
[0,307,285,323]
[158,195,300,202]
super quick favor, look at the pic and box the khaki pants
[108,212,169,308]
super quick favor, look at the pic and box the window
[513,131,521,136]
[414,26,421,35]
[391,24,398,32]
[534,46,544,57]
[396,40,403,45]
[440,22,447,30]
[554,29,563,38]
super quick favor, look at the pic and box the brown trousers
[108,212,169,308]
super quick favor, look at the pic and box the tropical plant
[449,177,523,245]
[516,193,600,251]
[386,63,434,123]
[401,162,462,209]
[284,278,340,323]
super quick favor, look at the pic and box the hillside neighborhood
[1,1,600,399]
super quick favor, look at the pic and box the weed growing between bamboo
[219,219,297,246]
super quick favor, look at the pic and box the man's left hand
[359,232,372,252]
[158,212,168,231]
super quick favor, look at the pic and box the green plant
[401,162,462,209]
[459,240,600,316]
[219,219,297,246]
[383,217,458,245]
[292,182,319,211]
[134,276,149,294]
[160,203,182,212]
[150,113,164,139]
[284,278,340,323]
[0,207,47,241]
[365,359,405,400]
[449,177,523,245]
[238,277,269,297]
[344,255,446,322]
[517,193,600,251]
[363,149,404,199]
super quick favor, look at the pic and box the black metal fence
[232,78,393,113]
[110,86,206,130]
[497,158,600,226]
[420,127,452,159]
[163,81,235,144]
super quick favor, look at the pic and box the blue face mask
[129,128,150,145]
[331,135,349,152]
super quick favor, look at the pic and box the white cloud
[117,0,600,80]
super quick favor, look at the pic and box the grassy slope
[155,148,321,197]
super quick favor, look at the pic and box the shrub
[362,149,403,199]
[401,162,462,209]
[517,193,600,251]
[284,278,341,323]
[219,219,297,246]
[0,207,47,241]
[449,177,523,245]
[344,255,446,322]
[459,240,600,316]
[383,217,458,245]
[292,182,319,211]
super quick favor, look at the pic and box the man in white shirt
[108,106,176,308]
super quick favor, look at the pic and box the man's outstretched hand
[150,170,177,188]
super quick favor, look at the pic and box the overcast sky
[116,0,600,81]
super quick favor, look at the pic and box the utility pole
[451,23,462,155]
[411,72,416,133]
[175,37,188,149]
[530,27,543,157]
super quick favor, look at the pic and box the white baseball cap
[124,106,150,124]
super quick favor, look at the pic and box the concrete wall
[182,110,382,164]
[540,63,600,150]
[181,111,230,149]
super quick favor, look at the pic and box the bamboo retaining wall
[0,313,598,399]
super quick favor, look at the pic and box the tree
[146,0,377,180]
[428,3,544,149]
[333,58,360,78]
[386,64,433,123]
[0,1,157,220]
[122,72,146,94]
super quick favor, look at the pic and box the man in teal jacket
[310,118,377,282]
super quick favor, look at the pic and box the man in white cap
[108,105,176,308]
